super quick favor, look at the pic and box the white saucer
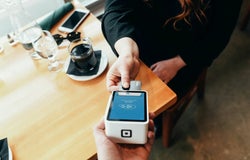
[9,146,12,160]
[64,52,108,81]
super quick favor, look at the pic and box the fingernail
[122,82,130,90]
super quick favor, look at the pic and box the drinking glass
[17,24,43,60]
[33,30,62,72]
[68,37,97,73]
[8,0,42,60]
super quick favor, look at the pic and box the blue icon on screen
[119,104,136,110]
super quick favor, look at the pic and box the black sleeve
[180,0,243,67]
[101,0,140,56]
[102,0,243,67]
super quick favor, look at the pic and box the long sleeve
[101,0,243,68]
[101,0,140,56]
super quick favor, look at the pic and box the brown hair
[144,0,209,29]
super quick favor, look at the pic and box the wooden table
[0,3,176,160]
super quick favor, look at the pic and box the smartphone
[58,9,90,33]
[105,90,149,144]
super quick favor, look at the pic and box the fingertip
[148,120,155,132]
[122,82,130,90]
[120,71,130,89]
[96,118,105,129]
[148,131,155,145]
[109,86,119,92]
[149,112,156,119]
[121,78,130,89]
[106,81,120,92]
[150,64,156,70]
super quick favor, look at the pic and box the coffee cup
[68,37,97,73]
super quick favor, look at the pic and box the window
[0,0,64,36]
[81,0,100,7]
[79,0,105,18]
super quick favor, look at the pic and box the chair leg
[162,110,174,147]
[161,87,197,147]
[197,69,207,99]
[161,68,207,147]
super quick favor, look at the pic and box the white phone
[58,9,90,33]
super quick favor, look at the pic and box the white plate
[9,146,12,160]
[64,52,108,81]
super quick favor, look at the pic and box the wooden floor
[150,1,250,160]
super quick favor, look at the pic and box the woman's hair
[144,0,210,29]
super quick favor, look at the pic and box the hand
[93,113,156,160]
[150,55,186,83]
[106,55,140,91]
[106,37,140,92]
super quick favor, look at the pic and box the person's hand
[106,37,140,92]
[93,113,155,160]
[150,55,186,83]
[106,54,140,91]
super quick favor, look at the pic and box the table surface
[0,3,176,160]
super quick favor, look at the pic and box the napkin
[38,2,74,30]
[0,138,9,160]
[66,50,102,76]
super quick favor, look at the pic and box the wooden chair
[161,68,207,147]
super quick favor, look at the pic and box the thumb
[120,69,130,89]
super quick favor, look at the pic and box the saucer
[9,146,12,160]
[64,52,108,81]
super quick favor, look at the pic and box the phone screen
[61,10,87,29]
[107,91,147,122]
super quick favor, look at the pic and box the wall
[0,0,105,37]
[0,0,64,37]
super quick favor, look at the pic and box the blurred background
[0,0,105,37]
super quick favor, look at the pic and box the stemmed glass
[33,30,62,72]
[8,0,43,60]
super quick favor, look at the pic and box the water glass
[17,25,43,60]
[33,30,62,72]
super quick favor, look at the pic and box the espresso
[70,44,97,72]
[71,44,91,59]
